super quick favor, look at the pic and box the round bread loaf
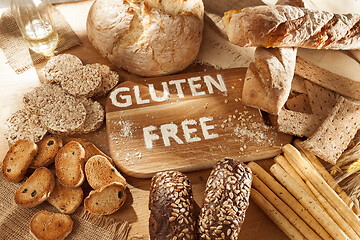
[86,0,204,77]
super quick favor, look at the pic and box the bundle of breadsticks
[222,0,360,166]
[248,140,360,240]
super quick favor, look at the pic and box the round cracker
[88,63,120,97]
[45,54,83,84]
[23,84,75,115]
[60,65,102,98]
[4,109,47,145]
[39,99,86,135]
[75,98,105,134]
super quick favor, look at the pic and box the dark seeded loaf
[149,171,196,240]
[198,158,252,240]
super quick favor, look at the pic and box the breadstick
[294,139,359,214]
[274,155,316,200]
[270,163,349,240]
[306,181,360,240]
[283,144,360,237]
[252,175,321,240]
[248,162,331,240]
[250,188,306,240]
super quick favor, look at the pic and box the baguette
[241,0,304,115]
[223,5,360,50]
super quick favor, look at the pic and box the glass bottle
[10,0,59,56]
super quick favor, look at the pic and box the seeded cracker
[60,65,102,98]
[198,158,252,240]
[75,98,105,134]
[300,96,360,164]
[149,171,196,239]
[44,54,83,84]
[88,63,120,97]
[39,99,86,135]
[4,109,47,145]
[23,83,75,115]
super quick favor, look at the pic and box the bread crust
[223,5,360,50]
[86,0,204,76]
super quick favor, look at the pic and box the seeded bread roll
[14,167,55,208]
[198,158,252,239]
[149,171,196,240]
[30,135,63,168]
[87,0,204,77]
[30,210,73,240]
[2,139,38,182]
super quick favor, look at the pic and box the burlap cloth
[0,7,81,74]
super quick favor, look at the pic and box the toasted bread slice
[83,142,113,164]
[2,139,38,182]
[30,135,63,169]
[84,182,126,215]
[47,179,83,214]
[55,141,85,188]
[30,210,73,240]
[85,155,126,189]
[14,167,55,207]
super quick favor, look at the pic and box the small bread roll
[87,0,204,77]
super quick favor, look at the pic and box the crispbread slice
[60,65,102,98]
[277,109,323,137]
[85,155,126,189]
[291,75,307,94]
[47,179,83,214]
[23,84,74,115]
[300,97,360,164]
[4,109,47,145]
[30,135,63,168]
[14,167,55,207]
[83,142,113,164]
[74,98,104,134]
[30,210,73,240]
[285,93,312,113]
[84,182,126,215]
[2,139,38,182]
[88,63,119,97]
[44,54,83,84]
[304,80,337,117]
[55,141,86,188]
[39,99,86,135]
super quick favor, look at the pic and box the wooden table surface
[0,1,288,239]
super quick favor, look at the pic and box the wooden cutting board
[106,68,292,178]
